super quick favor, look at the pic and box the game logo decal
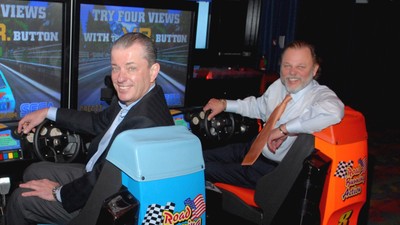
[142,194,205,225]
[334,157,367,201]
[0,0,63,122]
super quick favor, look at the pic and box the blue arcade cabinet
[106,125,206,225]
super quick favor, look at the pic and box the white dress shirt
[226,79,344,162]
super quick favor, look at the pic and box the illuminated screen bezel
[70,0,197,112]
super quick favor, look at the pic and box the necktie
[241,94,292,165]
[85,108,129,172]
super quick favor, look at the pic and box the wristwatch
[52,186,61,202]
[278,124,288,135]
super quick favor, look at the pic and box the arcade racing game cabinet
[0,72,368,225]
[0,120,83,220]
[205,106,368,225]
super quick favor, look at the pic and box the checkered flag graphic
[334,160,354,178]
[142,202,175,225]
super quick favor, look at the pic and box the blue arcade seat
[67,125,206,225]
[106,125,206,225]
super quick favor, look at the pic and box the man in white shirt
[203,40,345,188]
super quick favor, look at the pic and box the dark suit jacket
[54,84,174,212]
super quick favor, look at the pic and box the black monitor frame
[70,0,198,111]
[0,0,71,123]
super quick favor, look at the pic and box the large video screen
[0,0,69,123]
[72,0,197,112]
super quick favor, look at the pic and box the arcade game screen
[72,0,197,112]
[0,0,69,123]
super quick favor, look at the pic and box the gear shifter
[12,128,24,139]
[0,177,11,206]
[0,177,11,222]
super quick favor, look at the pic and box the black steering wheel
[33,119,82,163]
[203,110,236,141]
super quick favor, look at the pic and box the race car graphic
[0,69,16,113]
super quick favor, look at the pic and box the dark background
[295,0,399,132]
[190,0,399,132]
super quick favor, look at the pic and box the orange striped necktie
[241,94,292,165]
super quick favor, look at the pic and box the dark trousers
[203,141,278,189]
[5,162,85,225]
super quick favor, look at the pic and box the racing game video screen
[0,0,67,123]
[73,1,196,112]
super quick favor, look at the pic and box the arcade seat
[211,106,368,225]
[68,125,206,225]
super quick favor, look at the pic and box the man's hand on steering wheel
[17,115,83,163]
[18,108,49,135]
[203,98,227,120]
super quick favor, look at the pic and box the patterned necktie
[242,94,292,165]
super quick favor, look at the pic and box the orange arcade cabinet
[211,106,368,225]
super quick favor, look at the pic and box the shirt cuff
[56,186,62,202]
[47,107,57,121]
[285,118,302,134]
[225,100,238,113]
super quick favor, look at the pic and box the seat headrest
[314,106,367,145]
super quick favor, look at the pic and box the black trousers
[203,141,278,189]
[5,161,85,225]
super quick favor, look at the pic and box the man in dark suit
[6,32,174,225]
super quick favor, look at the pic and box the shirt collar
[289,80,316,102]
[118,84,155,110]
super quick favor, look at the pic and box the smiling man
[6,32,174,225]
[202,40,345,189]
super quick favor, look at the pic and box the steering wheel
[203,110,236,141]
[33,119,82,163]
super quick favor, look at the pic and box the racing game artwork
[0,0,65,123]
[75,2,195,112]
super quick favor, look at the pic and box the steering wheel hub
[27,119,82,163]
